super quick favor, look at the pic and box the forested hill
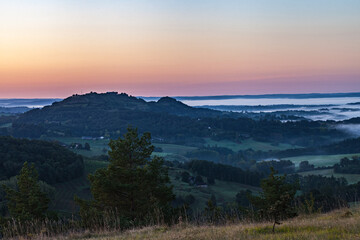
[10,92,237,138]
[22,92,230,119]
[6,92,348,146]
[0,136,84,184]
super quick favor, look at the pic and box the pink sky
[0,1,359,98]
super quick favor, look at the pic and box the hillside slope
[30,207,360,240]
[7,92,347,146]
[11,92,236,139]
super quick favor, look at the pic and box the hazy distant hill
[7,92,347,146]
[11,92,237,139]
[0,106,30,114]
[0,98,60,108]
[142,92,360,101]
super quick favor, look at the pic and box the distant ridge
[141,92,360,101]
[10,92,239,138]
[2,92,360,108]
[0,98,61,108]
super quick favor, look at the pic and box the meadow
[298,168,360,184]
[168,167,260,210]
[51,159,259,214]
[46,137,360,215]
[43,137,110,157]
[204,138,298,152]
[18,206,360,239]
[284,153,360,168]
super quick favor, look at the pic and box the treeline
[185,137,360,169]
[275,137,360,158]
[287,174,360,213]
[334,157,360,174]
[0,136,84,183]
[184,160,263,186]
[1,128,360,238]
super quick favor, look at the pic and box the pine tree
[3,162,49,221]
[78,127,174,224]
[249,167,297,233]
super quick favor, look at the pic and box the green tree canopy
[2,162,50,221]
[249,167,297,232]
[78,127,174,225]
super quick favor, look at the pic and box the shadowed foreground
[18,207,360,240]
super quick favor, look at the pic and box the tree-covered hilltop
[0,136,84,184]
[4,92,347,146]
[9,92,237,139]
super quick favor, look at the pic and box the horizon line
[1,91,360,100]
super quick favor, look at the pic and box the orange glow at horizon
[1,1,359,97]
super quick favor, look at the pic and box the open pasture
[205,138,299,152]
[285,153,360,168]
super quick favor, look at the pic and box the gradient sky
[0,0,360,97]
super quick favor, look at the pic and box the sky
[0,0,359,98]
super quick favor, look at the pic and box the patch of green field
[46,137,198,159]
[204,138,299,152]
[44,137,110,157]
[0,123,12,128]
[169,168,260,210]
[51,157,258,214]
[284,153,360,168]
[298,168,360,184]
[153,143,197,155]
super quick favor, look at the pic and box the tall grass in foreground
[2,207,360,240]
[0,199,350,239]
[0,206,248,239]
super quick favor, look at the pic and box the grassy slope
[154,143,197,155]
[169,168,260,210]
[45,137,197,158]
[48,137,299,159]
[43,137,110,157]
[204,138,299,152]
[48,137,359,213]
[0,123,12,128]
[284,153,360,168]
[298,168,360,184]
[51,160,259,214]
[41,207,360,240]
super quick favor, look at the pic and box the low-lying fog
[183,97,360,121]
[336,124,360,137]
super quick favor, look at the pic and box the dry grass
[10,207,360,240]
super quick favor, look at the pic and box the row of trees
[0,127,299,236]
[4,127,360,237]
[334,157,360,174]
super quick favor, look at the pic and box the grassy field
[29,207,360,239]
[205,138,299,152]
[47,137,304,163]
[46,137,199,159]
[50,159,258,214]
[298,168,360,184]
[284,153,360,168]
[154,143,197,155]
[167,168,260,210]
[44,137,110,157]
[0,123,12,128]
